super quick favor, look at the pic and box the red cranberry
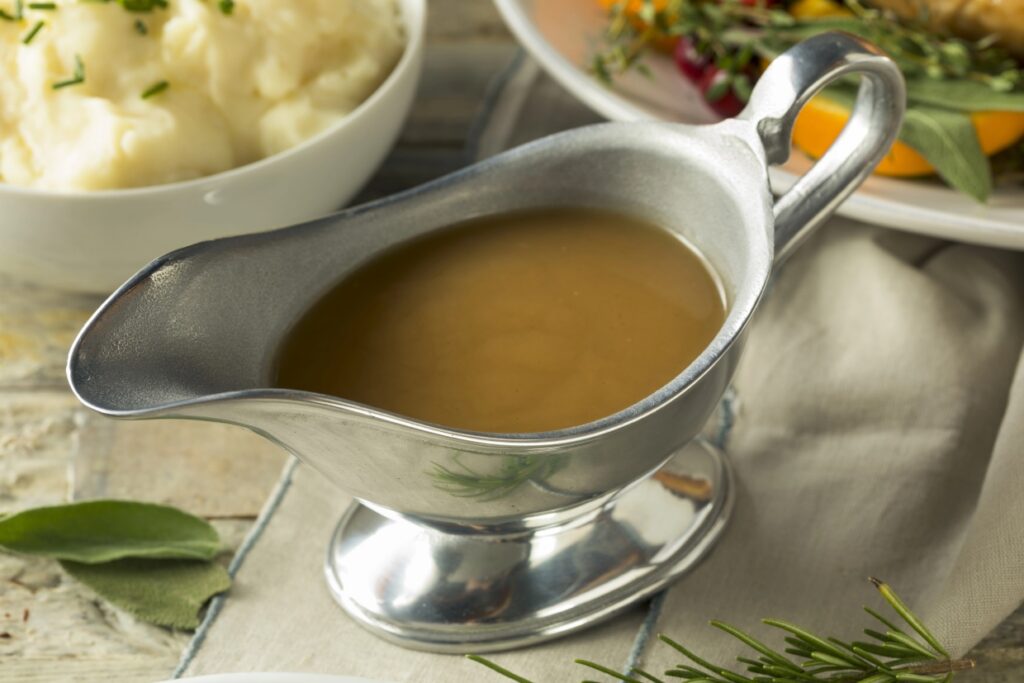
[697,66,747,118]
[673,36,710,83]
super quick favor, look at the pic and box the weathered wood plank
[425,0,513,43]
[0,391,81,514]
[73,417,287,518]
[0,655,180,683]
[0,521,249,683]
[0,275,99,390]
[0,387,257,682]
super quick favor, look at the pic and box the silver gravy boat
[68,34,903,652]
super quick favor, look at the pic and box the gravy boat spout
[68,33,903,652]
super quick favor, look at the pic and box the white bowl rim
[0,0,426,201]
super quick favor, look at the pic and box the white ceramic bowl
[0,0,425,293]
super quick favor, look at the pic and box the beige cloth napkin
[178,57,1024,680]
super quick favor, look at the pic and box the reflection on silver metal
[66,34,904,651]
[326,439,732,652]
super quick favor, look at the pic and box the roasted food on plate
[595,0,1024,201]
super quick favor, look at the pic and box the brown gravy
[275,208,726,433]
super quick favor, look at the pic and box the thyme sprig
[471,579,974,683]
[594,0,1023,94]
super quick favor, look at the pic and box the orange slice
[788,0,853,18]
[597,0,669,13]
[596,0,676,51]
[793,94,1024,177]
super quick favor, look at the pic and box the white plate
[495,0,1024,249]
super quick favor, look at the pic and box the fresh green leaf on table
[899,106,993,201]
[0,500,221,563]
[62,557,231,629]
[907,79,1024,112]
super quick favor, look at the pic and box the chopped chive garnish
[141,79,168,99]
[218,0,233,14]
[0,9,15,19]
[134,17,146,33]
[14,0,23,18]
[22,20,43,43]
[52,54,85,90]
[118,0,166,11]
[27,2,55,9]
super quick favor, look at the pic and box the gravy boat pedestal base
[325,439,732,652]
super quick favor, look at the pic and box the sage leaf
[0,500,220,563]
[898,106,992,201]
[816,87,993,200]
[907,78,1024,112]
[62,557,231,629]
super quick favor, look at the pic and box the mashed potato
[0,0,403,191]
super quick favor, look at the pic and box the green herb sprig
[596,0,1023,94]
[141,79,169,99]
[78,0,170,14]
[21,19,43,43]
[431,454,567,501]
[52,53,85,90]
[0,0,23,21]
[470,579,975,683]
[117,0,167,12]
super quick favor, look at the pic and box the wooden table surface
[0,2,1020,681]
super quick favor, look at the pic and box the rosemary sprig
[468,654,537,683]
[431,453,567,500]
[471,579,974,683]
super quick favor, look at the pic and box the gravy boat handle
[739,31,906,263]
